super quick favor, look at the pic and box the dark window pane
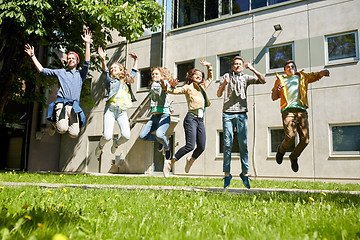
[222,0,230,15]
[332,125,360,152]
[270,129,295,153]
[140,68,151,89]
[328,33,357,61]
[219,131,240,153]
[206,0,218,20]
[269,0,290,5]
[220,54,238,76]
[269,44,293,70]
[177,61,195,82]
[178,0,204,27]
[173,0,178,29]
[233,0,249,13]
[251,0,267,9]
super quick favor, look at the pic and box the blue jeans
[174,112,206,161]
[139,113,170,149]
[222,112,248,174]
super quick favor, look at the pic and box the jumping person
[217,56,266,189]
[272,60,329,172]
[161,59,213,178]
[139,67,172,167]
[24,30,92,138]
[94,47,138,158]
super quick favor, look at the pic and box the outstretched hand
[244,60,254,70]
[129,52,138,60]
[81,29,92,43]
[24,44,35,57]
[168,77,179,88]
[320,69,330,77]
[98,47,106,61]
[200,59,212,68]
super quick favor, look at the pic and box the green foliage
[0,0,163,117]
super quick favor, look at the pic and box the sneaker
[48,123,56,136]
[163,159,172,178]
[276,146,284,165]
[95,144,103,158]
[165,149,172,160]
[111,138,118,154]
[185,157,193,173]
[240,173,251,189]
[290,154,299,172]
[223,174,232,188]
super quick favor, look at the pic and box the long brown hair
[185,68,205,85]
[110,62,134,84]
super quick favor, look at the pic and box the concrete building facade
[26,0,359,183]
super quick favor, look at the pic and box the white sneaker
[185,157,193,173]
[111,138,118,154]
[163,160,171,178]
[48,123,56,136]
[95,144,103,158]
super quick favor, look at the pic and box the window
[219,53,240,78]
[176,61,195,82]
[139,68,152,89]
[269,128,295,155]
[173,0,290,29]
[331,124,360,155]
[267,43,294,72]
[325,31,359,64]
[219,131,240,154]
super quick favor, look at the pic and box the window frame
[266,42,294,73]
[137,67,152,92]
[216,129,241,158]
[267,127,297,158]
[175,60,195,82]
[325,31,359,66]
[217,51,241,80]
[329,123,360,157]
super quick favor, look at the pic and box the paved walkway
[1,181,359,195]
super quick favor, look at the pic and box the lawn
[0,172,359,239]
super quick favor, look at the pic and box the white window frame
[217,51,241,81]
[216,129,240,158]
[325,31,359,66]
[267,127,297,158]
[137,67,152,92]
[266,42,294,73]
[329,123,360,157]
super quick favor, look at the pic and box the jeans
[174,112,206,161]
[280,108,309,158]
[222,112,248,174]
[139,113,170,149]
[100,104,131,147]
[55,102,79,138]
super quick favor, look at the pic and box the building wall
[53,0,359,182]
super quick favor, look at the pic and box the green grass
[0,185,359,240]
[0,172,360,239]
[1,171,360,191]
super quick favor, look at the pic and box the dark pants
[174,112,206,161]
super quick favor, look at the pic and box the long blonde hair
[110,62,134,84]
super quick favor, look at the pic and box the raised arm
[245,60,266,84]
[24,44,43,72]
[81,30,92,62]
[200,59,213,88]
[217,74,229,97]
[97,47,107,71]
[129,52,138,69]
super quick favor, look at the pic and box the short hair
[185,68,205,85]
[233,56,245,65]
[283,60,297,70]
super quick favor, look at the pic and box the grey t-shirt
[220,71,260,113]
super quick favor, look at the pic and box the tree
[0,0,163,122]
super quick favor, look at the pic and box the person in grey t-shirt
[217,56,266,189]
